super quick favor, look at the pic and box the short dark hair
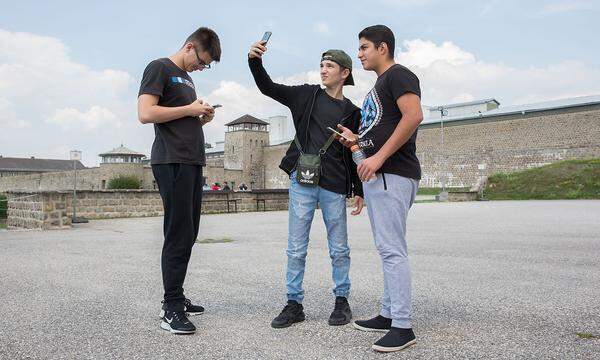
[185,27,221,62]
[358,25,395,59]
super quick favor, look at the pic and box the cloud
[0,97,29,128]
[2,28,598,164]
[0,29,140,166]
[380,0,432,7]
[540,1,598,14]
[46,106,121,131]
[397,39,600,105]
[198,38,600,145]
[312,22,331,34]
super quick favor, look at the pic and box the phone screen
[327,126,352,141]
[261,31,272,44]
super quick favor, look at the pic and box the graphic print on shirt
[359,87,382,138]
[171,76,195,90]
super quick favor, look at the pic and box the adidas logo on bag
[301,170,315,180]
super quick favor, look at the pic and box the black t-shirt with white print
[358,64,421,180]
[138,58,205,165]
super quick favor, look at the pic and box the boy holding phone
[248,34,364,328]
[137,27,221,335]
[337,25,424,352]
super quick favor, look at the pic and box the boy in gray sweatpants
[337,25,424,353]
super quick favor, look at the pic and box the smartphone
[212,104,223,109]
[327,126,353,142]
[261,31,272,44]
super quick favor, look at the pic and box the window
[101,180,106,189]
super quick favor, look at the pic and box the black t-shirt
[138,58,205,165]
[303,90,348,194]
[358,64,421,180]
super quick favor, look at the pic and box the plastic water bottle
[351,145,375,183]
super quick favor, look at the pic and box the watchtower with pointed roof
[99,144,146,164]
[223,114,270,188]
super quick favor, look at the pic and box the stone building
[206,95,600,190]
[417,95,600,187]
[203,114,270,190]
[99,145,146,164]
[0,145,153,192]
[0,156,85,178]
[1,95,599,194]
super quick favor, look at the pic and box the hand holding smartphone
[327,126,353,142]
[249,32,271,59]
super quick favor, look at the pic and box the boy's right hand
[336,124,358,148]
[187,99,215,117]
[249,41,268,59]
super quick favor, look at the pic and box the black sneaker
[372,327,416,352]
[159,298,205,318]
[160,310,196,334]
[353,315,392,332]
[183,298,205,316]
[328,297,352,326]
[270,300,305,328]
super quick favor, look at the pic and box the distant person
[202,183,210,191]
[238,183,248,191]
[137,26,221,335]
[211,183,221,191]
[222,181,231,191]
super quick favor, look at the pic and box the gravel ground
[1,200,599,359]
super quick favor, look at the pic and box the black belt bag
[294,134,336,187]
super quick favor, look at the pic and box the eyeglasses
[193,47,211,69]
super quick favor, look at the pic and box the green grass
[196,238,234,244]
[417,187,470,195]
[0,220,6,230]
[0,193,6,220]
[484,159,600,200]
[576,332,599,339]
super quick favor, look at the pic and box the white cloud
[0,29,141,166]
[0,97,29,128]
[198,38,600,145]
[380,0,431,7]
[396,39,600,105]
[313,22,331,34]
[2,28,598,164]
[540,1,598,14]
[46,106,121,131]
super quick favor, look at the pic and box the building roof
[99,145,146,157]
[206,141,225,155]
[0,156,86,172]
[422,94,600,125]
[225,114,269,126]
[426,98,499,110]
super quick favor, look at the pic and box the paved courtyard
[1,200,599,359]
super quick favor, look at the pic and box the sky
[1,0,599,166]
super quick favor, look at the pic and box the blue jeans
[286,171,351,303]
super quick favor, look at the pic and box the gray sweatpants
[363,173,418,329]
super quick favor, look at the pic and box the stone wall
[0,163,152,192]
[264,143,291,189]
[204,157,225,187]
[65,190,163,219]
[5,189,290,230]
[6,192,71,230]
[417,107,600,187]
